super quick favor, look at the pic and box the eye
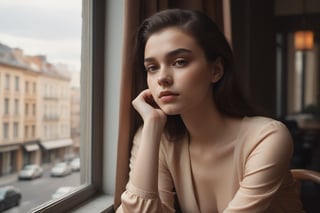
[145,64,158,73]
[173,58,188,68]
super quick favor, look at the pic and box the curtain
[114,0,231,209]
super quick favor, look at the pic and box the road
[2,170,80,213]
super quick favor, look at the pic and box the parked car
[70,158,80,171]
[0,186,21,212]
[18,164,43,180]
[51,186,75,200]
[50,162,72,177]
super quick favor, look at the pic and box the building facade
[0,43,74,176]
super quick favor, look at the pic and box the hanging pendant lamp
[294,0,314,51]
[294,30,314,50]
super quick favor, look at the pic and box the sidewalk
[0,173,18,187]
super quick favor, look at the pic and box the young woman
[117,9,304,213]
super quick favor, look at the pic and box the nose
[157,68,173,86]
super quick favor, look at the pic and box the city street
[0,169,80,213]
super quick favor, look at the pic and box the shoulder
[241,116,290,137]
[237,116,293,155]
[242,116,283,127]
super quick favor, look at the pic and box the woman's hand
[132,89,167,126]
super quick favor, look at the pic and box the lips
[159,91,179,98]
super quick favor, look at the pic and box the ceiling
[275,0,320,15]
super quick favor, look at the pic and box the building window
[32,103,36,116]
[25,125,28,138]
[5,74,10,90]
[25,103,28,116]
[13,122,18,138]
[4,98,9,115]
[15,76,19,91]
[44,125,47,139]
[33,82,36,94]
[32,125,35,137]
[25,81,29,94]
[3,123,9,139]
[14,99,19,115]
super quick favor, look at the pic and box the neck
[181,103,229,144]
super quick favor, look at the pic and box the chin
[165,111,179,116]
[160,106,181,115]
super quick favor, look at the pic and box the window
[33,82,36,94]
[44,104,47,118]
[32,0,124,211]
[25,103,28,116]
[14,99,19,115]
[0,0,124,212]
[15,76,19,91]
[5,74,10,90]
[32,103,36,116]
[25,126,28,138]
[0,0,83,211]
[32,125,35,138]
[13,122,18,138]
[25,81,29,94]
[44,126,47,139]
[4,98,9,115]
[3,123,9,139]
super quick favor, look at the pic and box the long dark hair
[132,9,254,141]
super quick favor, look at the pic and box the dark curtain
[115,0,230,209]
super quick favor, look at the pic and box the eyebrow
[144,48,192,63]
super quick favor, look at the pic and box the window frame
[30,0,109,212]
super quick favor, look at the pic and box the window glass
[4,98,9,115]
[15,76,19,91]
[0,0,83,212]
[14,99,19,115]
[13,122,19,138]
[5,74,10,90]
[3,123,9,139]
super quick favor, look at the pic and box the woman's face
[144,27,222,115]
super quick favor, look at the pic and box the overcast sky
[0,0,82,71]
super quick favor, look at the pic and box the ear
[210,57,224,83]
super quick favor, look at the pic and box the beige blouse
[116,116,305,213]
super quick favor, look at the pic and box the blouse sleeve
[116,128,176,213]
[224,121,294,212]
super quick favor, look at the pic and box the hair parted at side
[132,8,255,142]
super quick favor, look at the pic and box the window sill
[70,194,114,213]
